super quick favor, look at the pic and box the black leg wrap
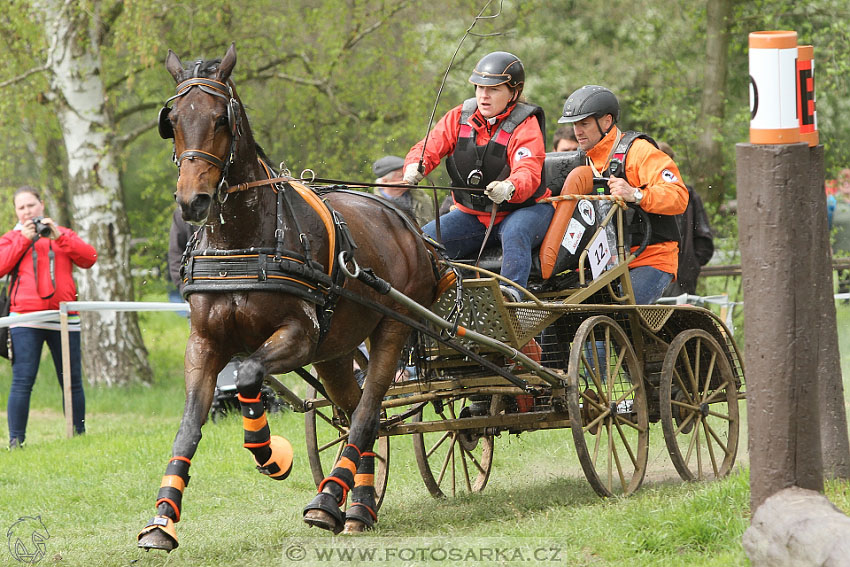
[318,444,360,506]
[346,452,377,528]
[240,394,272,464]
[155,457,191,523]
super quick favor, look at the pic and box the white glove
[485,180,515,204]
[403,163,424,185]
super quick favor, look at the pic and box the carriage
[267,178,745,506]
[138,43,744,550]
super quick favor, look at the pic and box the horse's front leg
[233,321,316,484]
[138,335,227,552]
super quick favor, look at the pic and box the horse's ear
[217,43,237,83]
[165,50,183,82]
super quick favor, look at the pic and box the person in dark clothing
[657,142,714,296]
[168,207,193,295]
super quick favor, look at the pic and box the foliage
[1,0,849,285]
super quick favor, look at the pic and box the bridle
[158,66,242,203]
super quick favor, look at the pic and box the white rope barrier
[0,300,189,438]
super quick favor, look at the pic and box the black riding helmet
[558,85,620,124]
[469,51,525,99]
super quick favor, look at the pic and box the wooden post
[737,142,827,510]
[60,302,73,439]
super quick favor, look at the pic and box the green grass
[0,298,847,566]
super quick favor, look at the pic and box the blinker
[158,106,174,139]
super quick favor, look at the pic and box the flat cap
[372,155,405,178]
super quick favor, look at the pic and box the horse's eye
[216,115,229,129]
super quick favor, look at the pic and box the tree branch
[113,119,155,151]
[0,63,49,89]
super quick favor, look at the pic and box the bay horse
[137,43,439,551]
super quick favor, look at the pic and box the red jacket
[405,101,548,225]
[0,227,97,313]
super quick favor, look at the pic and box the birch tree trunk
[35,0,151,385]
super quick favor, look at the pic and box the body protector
[609,132,681,247]
[446,98,547,213]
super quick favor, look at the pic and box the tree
[29,0,151,385]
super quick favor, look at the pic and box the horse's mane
[176,58,222,82]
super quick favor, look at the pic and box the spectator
[403,51,551,300]
[557,85,688,304]
[0,186,97,449]
[371,156,435,227]
[657,142,714,297]
[552,125,579,152]
[168,207,194,297]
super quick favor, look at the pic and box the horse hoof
[303,493,344,534]
[343,519,368,534]
[303,509,343,534]
[343,503,375,534]
[137,516,178,552]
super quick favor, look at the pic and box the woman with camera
[0,186,97,449]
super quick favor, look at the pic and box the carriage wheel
[411,395,502,498]
[659,329,739,481]
[567,315,649,498]
[303,348,390,510]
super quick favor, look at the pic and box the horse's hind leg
[138,337,226,552]
[301,355,361,534]
[305,322,409,534]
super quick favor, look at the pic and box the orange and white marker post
[796,44,818,147]
[748,30,800,144]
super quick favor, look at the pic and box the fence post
[737,142,829,510]
[60,302,73,439]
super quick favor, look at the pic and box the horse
[137,43,440,551]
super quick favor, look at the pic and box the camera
[32,217,52,238]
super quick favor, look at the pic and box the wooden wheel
[660,329,739,481]
[567,315,649,497]
[304,348,390,510]
[411,395,502,498]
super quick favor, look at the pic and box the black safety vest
[607,131,681,246]
[446,99,547,213]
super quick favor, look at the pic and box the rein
[229,175,486,194]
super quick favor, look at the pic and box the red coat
[0,227,97,313]
[405,101,548,225]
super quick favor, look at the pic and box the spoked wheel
[304,348,390,510]
[660,329,739,481]
[411,395,502,498]
[567,315,649,497]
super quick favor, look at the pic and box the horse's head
[160,43,243,225]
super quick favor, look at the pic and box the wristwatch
[633,188,644,206]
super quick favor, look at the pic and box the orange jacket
[586,127,688,275]
[405,102,548,225]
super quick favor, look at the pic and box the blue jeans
[629,266,674,305]
[423,203,555,288]
[8,327,85,442]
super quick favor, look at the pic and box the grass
[0,297,847,566]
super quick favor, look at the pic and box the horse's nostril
[190,194,212,215]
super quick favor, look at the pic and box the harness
[447,99,547,212]
[607,131,681,246]
[180,167,354,343]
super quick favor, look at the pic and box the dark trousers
[7,327,85,442]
